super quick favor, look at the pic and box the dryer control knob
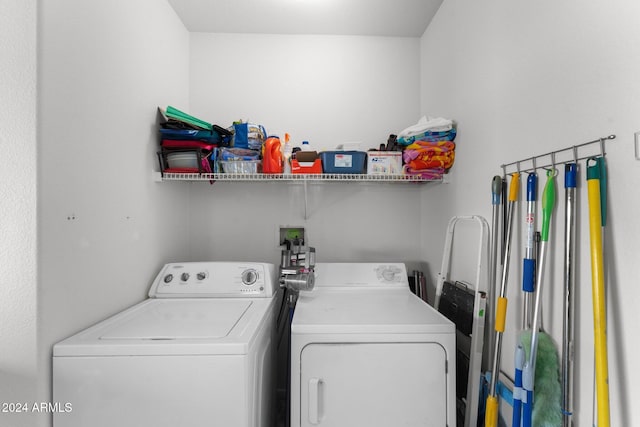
[163,274,173,283]
[181,272,190,282]
[241,269,258,286]
[197,272,207,281]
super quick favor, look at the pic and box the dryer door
[299,342,448,427]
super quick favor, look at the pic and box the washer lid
[100,300,251,340]
[53,297,275,356]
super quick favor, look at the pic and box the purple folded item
[402,166,445,179]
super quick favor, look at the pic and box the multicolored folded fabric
[403,140,456,171]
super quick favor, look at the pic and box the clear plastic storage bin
[219,160,261,174]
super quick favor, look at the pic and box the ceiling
[168,0,444,37]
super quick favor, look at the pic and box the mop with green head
[521,169,562,427]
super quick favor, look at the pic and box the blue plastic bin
[320,151,367,174]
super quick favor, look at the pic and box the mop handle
[522,173,538,329]
[488,176,503,365]
[530,170,556,363]
[512,345,525,427]
[486,172,520,427]
[525,172,538,259]
[524,169,556,427]
[587,159,611,427]
[562,163,578,427]
[524,173,538,267]
[522,361,534,427]
[497,173,521,327]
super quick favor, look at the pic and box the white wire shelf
[159,172,443,183]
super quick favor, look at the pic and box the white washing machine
[53,262,281,427]
[290,263,456,427]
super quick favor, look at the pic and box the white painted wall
[190,33,420,150]
[38,1,190,424]
[0,1,38,427]
[187,181,431,269]
[421,1,640,425]
[187,34,429,266]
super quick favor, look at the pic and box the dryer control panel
[148,262,276,298]
[312,263,409,289]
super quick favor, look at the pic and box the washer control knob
[197,272,207,281]
[163,274,173,284]
[241,269,258,286]
[181,272,190,282]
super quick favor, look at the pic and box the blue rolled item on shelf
[159,128,224,145]
[397,128,457,146]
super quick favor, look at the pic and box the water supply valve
[279,237,316,292]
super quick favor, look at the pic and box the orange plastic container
[262,136,283,173]
[291,159,322,174]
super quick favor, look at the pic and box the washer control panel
[148,262,276,298]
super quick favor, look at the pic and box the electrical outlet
[279,227,305,246]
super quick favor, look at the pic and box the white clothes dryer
[53,262,281,427]
[290,263,456,427]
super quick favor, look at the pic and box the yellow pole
[587,173,610,427]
